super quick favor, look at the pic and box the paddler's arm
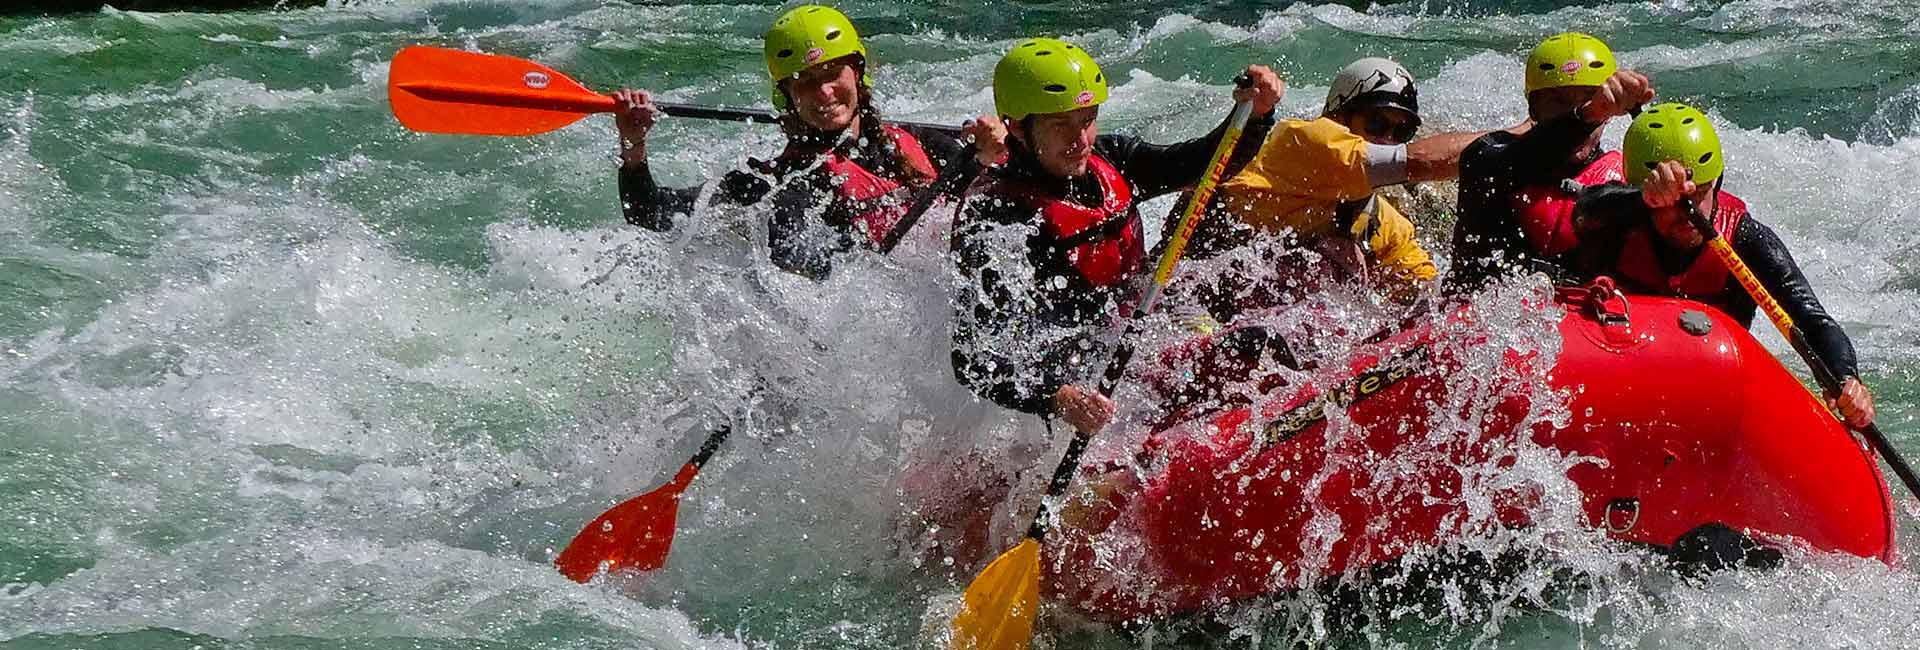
[1726,215,1873,426]
[1101,65,1283,199]
[1100,115,1276,200]
[618,163,773,231]
[617,163,693,232]
[1572,182,1645,227]
[948,195,1074,416]
[1227,121,1491,198]
[900,124,966,162]
[1726,216,1860,380]
[615,88,775,231]
[1570,181,1654,249]
[1504,70,1652,179]
[1405,128,1499,183]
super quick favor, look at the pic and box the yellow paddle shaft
[1152,103,1252,288]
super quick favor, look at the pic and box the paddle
[387,45,959,137]
[389,44,977,252]
[947,90,1258,650]
[554,423,731,582]
[1677,196,1920,503]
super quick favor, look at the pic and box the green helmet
[992,37,1108,120]
[1623,102,1725,186]
[764,5,868,108]
[1525,32,1616,93]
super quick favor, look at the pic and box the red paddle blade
[555,462,702,582]
[388,45,617,136]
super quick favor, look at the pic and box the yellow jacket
[1216,117,1437,284]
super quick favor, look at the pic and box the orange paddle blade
[388,45,617,136]
[554,461,701,582]
[948,538,1042,650]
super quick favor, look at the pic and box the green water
[2,1,1918,648]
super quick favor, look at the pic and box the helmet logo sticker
[522,71,551,89]
[1561,60,1582,74]
[805,47,824,64]
[1075,90,1095,106]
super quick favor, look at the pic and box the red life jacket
[818,124,937,247]
[1610,190,1749,308]
[985,155,1143,288]
[1511,150,1625,256]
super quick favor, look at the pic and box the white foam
[0,526,743,648]
[1693,0,1918,35]
[77,75,349,114]
[1863,82,1920,145]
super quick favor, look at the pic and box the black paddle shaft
[689,423,730,470]
[1681,198,1920,502]
[1021,313,1148,540]
[1792,336,1920,502]
[655,101,961,136]
[1022,314,1148,537]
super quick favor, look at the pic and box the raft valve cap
[1678,310,1713,336]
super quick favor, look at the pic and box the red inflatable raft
[1043,281,1896,620]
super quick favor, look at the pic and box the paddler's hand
[1639,160,1696,208]
[1235,64,1285,117]
[1053,384,1116,434]
[612,88,661,167]
[962,115,1008,167]
[1576,70,1654,124]
[1831,377,1876,428]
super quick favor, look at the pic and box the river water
[3,1,1918,648]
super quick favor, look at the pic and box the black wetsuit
[1571,184,1860,378]
[1445,113,1608,293]
[618,122,970,280]
[948,111,1274,415]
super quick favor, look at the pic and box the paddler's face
[1527,85,1605,159]
[1651,184,1719,250]
[1650,205,1704,251]
[1527,86,1599,123]
[1340,107,1417,146]
[784,57,862,132]
[1013,106,1099,178]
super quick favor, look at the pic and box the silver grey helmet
[1323,57,1421,127]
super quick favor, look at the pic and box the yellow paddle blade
[949,538,1042,650]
